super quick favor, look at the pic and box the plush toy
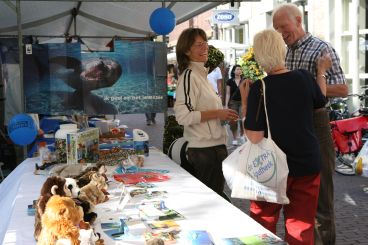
[65,178,81,198]
[146,238,165,245]
[49,164,86,178]
[34,176,72,241]
[79,221,104,245]
[66,177,98,224]
[76,163,108,188]
[89,173,108,193]
[37,195,83,245]
[79,182,108,207]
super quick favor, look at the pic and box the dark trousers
[186,145,228,199]
[313,109,336,245]
[145,113,156,121]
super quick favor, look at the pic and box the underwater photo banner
[23,41,167,115]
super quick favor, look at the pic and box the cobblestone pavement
[118,112,368,244]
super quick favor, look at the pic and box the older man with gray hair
[272,3,348,245]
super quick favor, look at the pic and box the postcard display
[90,164,287,245]
[23,41,167,115]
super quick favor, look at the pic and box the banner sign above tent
[23,41,167,115]
[211,9,239,25]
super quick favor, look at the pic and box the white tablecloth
[0,149,280,244]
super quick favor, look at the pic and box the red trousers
[249,174,320,245]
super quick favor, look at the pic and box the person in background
[272,4,348,244]
[225,64,244,145]
[207,66,223,98]
[244,29,331,245]
[174,27,239,200]
[206,45,224,98]
[167,64,178,108]
[145,113,156,126]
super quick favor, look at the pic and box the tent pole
[16,0,23,113]
[162,1,169,123]
[16,0,26,163]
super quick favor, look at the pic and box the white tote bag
[225,79,289,204]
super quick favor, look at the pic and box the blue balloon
[7,114,37,146]
[149,7,176,35]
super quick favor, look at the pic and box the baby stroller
[330,116,368,175]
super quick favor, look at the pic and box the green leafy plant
[163,115,183,154]
[205,45,224,73]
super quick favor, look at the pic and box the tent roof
[0,1,224,50]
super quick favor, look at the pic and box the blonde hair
[253,29,286,73]
[272,3,302,23]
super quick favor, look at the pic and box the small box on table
[66,128,99,164]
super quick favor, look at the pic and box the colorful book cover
[220,233,286,245]
[27,204,36,216]
[66,127,99,164]
[113,172,170,184]
[180,230,214,245]
[147,220,180,232]
[146,190,168,199]
[130,188,148,197]
[144,230,180,244]
[139,202,184,221]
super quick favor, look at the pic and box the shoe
[152,119,156,124]
[232,140,238,146]
[146,120,152,126]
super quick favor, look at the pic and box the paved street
[118,112,368,244]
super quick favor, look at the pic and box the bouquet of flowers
[237,47,264,81]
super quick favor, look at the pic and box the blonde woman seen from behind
[244,29,331,245]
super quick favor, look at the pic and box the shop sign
[212,9,239,25]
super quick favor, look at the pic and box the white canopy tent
[0,1,225,50]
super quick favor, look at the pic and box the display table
[0,149,281,244]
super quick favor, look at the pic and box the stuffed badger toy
[65,177,98,224]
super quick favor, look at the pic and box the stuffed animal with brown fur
[34,176,72,241]
[37,195,83,245]
[75,163,108,188]
[89,173,108,194]
[78,182,108,207]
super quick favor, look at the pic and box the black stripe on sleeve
[183,69,194,111]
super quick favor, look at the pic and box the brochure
[179,230,214,245]
[113,172,170,184]
[220,233,287,245]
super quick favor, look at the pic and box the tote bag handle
[260,78,272,139]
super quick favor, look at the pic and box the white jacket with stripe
[174,62,228,148]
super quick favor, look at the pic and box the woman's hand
[218,108,239,123]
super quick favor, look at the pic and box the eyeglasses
[192,41,208,49]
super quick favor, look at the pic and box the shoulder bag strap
[260,78,272,139]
